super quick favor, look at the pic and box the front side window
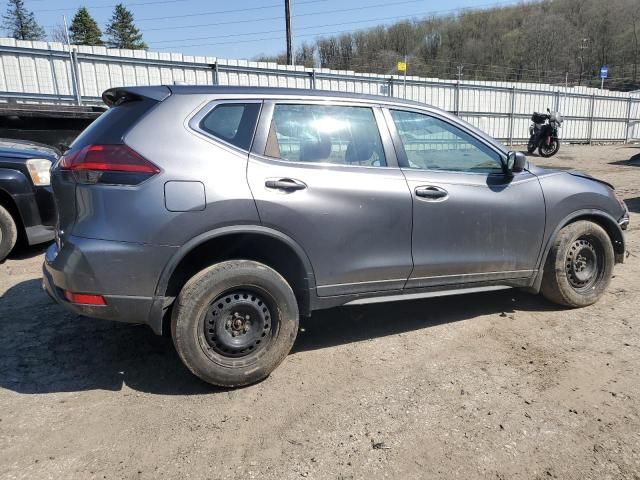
[390,110,502,173]
[264,104,387,167]
[199,103,261,151]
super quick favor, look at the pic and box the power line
[145,2,517,45]
[142,0,518,32]
[147,1,521,45]
[31,0,192,13]
[136,0,325,22]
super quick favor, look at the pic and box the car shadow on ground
[625,196,640,213]
[0,278,559,396]
[608,149,640,167]
[5,242,51,261]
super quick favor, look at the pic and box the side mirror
[506,151,527,174]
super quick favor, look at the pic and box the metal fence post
[624,96,633,144]
[70,49,82,106]
[588,93,596,145]
[309,69,316,89]
[455,81,460,116]
[212,61,219,85]
[388,77,394,97]
[554,90,560,112]
[508,86,516,146]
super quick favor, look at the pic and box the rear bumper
[42,261,153,324]
[43,236,177,331]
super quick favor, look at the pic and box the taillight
[59,144,159,185]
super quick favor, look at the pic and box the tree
[2,0,45,41]
[49,24,68,43]
[70,7,103,46]
[295,42,316,68]
[105,4,146,49]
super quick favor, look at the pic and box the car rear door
[247,100,413,297]
[384,108,545,289]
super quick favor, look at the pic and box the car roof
[166,85,428,108]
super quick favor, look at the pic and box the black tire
[0,204,18,262]
[526,138,537,154]
[171,260,299,387]
[541,221,614,307]
[538,138,560,157]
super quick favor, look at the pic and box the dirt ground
[1,144,639,480]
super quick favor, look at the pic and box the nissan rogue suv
[43,86,629,387]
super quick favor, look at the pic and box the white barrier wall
[1,38,639,143]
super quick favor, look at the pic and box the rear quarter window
[198,103,261,151]
[70,98,160,150]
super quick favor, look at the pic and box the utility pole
[285,0,293,66]
[457,64,464,82]
[578,38,588,86]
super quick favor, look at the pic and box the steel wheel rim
[540,140,558,156]
[565,236,603,292]
[202,290,273,358]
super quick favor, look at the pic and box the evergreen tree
[69,7,103,46]
[2,0,45,41]
[105,4,146,50]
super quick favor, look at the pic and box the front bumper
[43,236,177,331]
[13,186,55,245]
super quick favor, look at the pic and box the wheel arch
[151,225,317,334]
[529,209,625,293]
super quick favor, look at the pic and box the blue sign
[600,65,608,79]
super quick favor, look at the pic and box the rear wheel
[0,204,18,262]
[541,221,614,307]
[171,260,299,387]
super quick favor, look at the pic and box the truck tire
[0,204,18,262]
[541,220,614,307]
[171,260,299,387]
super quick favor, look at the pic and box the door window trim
[251,100,400,169]
[188,99,263,154]
[382,107,508,175]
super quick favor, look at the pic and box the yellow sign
[397,61,406,72]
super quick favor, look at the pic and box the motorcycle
[527,109,563,157]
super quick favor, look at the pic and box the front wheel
[538,138,560,157]
[171,260,299,387]
[527,137,537,154]
[541,221,614,307]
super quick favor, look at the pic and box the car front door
[247,101,413,297]
[385,108,545,289]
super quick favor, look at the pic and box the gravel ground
[1,144,639,480]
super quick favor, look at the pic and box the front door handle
[265,178,307,191]
[415,186,448,200]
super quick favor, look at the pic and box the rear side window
[199,103,261,151]
[70,97,160,150]
[264,104,386,167]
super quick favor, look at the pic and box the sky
[21,0,521,60]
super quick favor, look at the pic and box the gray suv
[43,86,629,387]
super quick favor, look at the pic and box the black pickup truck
[0,139,57,261]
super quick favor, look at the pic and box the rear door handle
[265,178,307,191]
[415,186,448,200]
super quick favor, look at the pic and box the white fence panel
[0,39,638,143]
